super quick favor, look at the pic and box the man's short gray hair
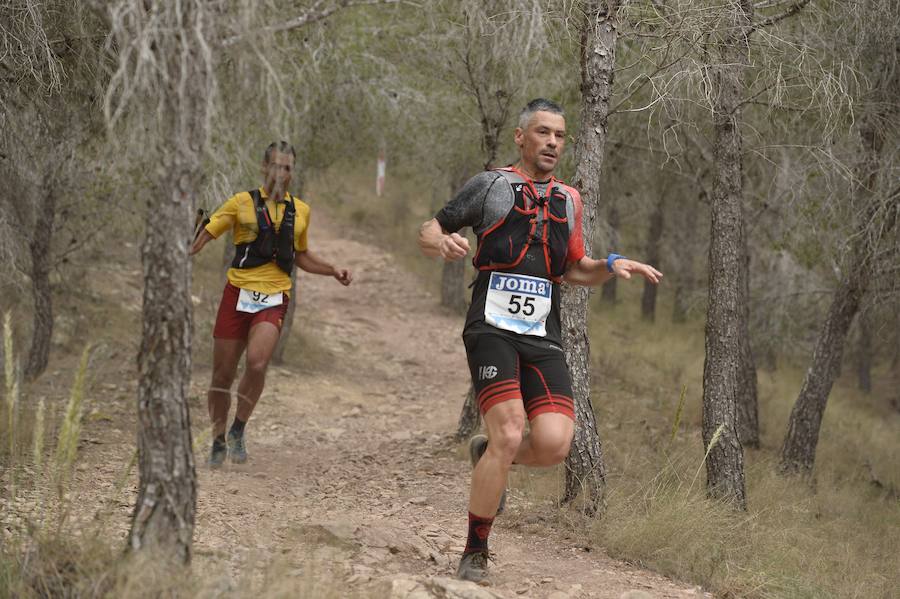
[517,98,565,130]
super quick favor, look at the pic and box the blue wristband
[606,253,625,273]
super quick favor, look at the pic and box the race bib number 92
[484,272,553,337]
[236,288,283,313]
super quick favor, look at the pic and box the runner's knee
[490,419,525,461]
[210,366,237,390]
[244,355,270,378]
[531,434,571,466]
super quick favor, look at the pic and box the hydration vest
[472,167,571,282]
[231,189,296,274]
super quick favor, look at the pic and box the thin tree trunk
[736,247,759,448]
[600,204,619,304]
[124,0,212,562]
[129,160,198,562]
[778,276,866,474]
[701,1,752,509]
[24,186,56,382]
[560,0,620,516]
[640,194,664,322]
[856,309,872,394]
[779,116,896,476]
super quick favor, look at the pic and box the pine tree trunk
[736,247,759,448]
[124,0,213,562]
[560,0,620,516]
[640,194,664,322]
[701,1,752,509]
[778,279,865,475]
[779,112,896,475]
[24,187,56,382]
[129,159,198,562]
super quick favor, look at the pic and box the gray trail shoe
[456,550,490,584]
[208,439,227,469]
[468,434,507,514]
[227,431,248,464]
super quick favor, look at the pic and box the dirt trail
[67,213,708,598]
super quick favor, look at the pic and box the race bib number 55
[236,288,283,313]
[484,272,553,337]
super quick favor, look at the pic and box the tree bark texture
[736,247,759,448]
[701,1,753,509]
[779,114,896,476]
[560,0,620,516]
[124,0,214,563]
[24,186,56,382]
[129,159,198,563]
[640,194,664,322]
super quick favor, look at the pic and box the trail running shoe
[208,439,227,469]
[468,434,507,514]
[456,550,490,584]
[227,431,248,464]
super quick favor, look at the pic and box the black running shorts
[463,332,575,421]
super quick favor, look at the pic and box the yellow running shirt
[205,187,310,295]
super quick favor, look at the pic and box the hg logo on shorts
[489,273,552,298]
[478,365,498,380]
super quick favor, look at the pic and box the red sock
[464,512,494,555]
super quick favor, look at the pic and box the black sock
[464,512,494,555]
[229,417,246,436]
[213,434,226,450]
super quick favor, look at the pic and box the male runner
[191,141,352,467]
[418,99,662,582]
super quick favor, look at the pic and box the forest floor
[37,212,712,599]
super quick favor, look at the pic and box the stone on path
[388,575,504,599]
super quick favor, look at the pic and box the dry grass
[315,162,899,597]
[508,282,899,598]
[0,326,358,598]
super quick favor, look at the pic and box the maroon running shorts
[213,282,290,340]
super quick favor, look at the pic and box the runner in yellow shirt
[191,141,352,467]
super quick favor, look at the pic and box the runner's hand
[334,268,353,286]
[613,259,663,284]
[440,233,470,261]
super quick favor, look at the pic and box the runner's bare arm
[564,256,663,286]
[190,229,214,255]
[418,218,470,260]
[295,250,352,286]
